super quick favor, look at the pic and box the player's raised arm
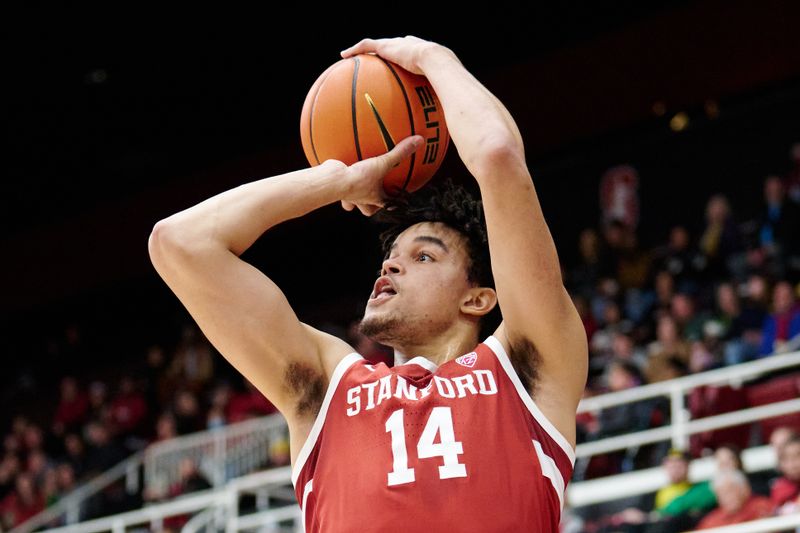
[147,135,423,419]
[341,37,587,444]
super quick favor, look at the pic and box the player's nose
[380,256,403,277]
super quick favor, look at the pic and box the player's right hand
[337,134,424,216]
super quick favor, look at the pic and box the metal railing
[36,466,298,533]
[576,350,800,458]
[144,413,289,494]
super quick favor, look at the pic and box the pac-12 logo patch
[455,352,478,368]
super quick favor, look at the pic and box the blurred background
[2,1,800,531]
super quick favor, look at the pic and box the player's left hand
[338,134,424,216]
[339,36,444,75]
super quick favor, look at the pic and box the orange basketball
[300,53,449,196]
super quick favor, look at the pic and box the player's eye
[417,252,432,262]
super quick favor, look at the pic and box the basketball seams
[308,76,324,165]
[377,57,416,194]
[350,56,363,161]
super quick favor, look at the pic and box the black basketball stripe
[351,57,363,161]
[308,74,324,166]
[377,57,416,193]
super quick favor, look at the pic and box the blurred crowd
[0,318,393,531]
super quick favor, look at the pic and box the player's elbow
[472,136,526,177]
[148,220,193,268]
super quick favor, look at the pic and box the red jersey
[291,335,576,532]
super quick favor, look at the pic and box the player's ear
[460,286,497,318]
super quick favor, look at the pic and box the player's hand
[335,134,424,217]
[339,36,445,75]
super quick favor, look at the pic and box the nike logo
[364,93,396,153]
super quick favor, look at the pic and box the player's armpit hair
[508,336,541,398]
[284,361,325,418]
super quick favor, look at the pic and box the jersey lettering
[346,369,498,416]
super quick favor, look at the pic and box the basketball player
[149,36,588,532]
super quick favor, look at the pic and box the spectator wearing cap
[696,470,772,529]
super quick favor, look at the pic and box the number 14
[385,407,467,486]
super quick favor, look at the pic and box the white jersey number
[385,407,467,486]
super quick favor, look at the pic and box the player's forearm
[153,160,348,256]
[419,45,525,177]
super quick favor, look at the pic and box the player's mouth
[370,277,397,302]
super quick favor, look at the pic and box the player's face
[359,222,473,346]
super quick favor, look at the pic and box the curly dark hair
[371,177,501,337]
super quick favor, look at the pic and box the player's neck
[392,331,479,367]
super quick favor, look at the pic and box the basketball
[300,53,450,196]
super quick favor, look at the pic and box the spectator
[713,282,762,365]
[166,324,215,395]
[26,449,53,487]
[61,432,87,480]
[568,227,608,299]
[159,457,212,533]
[82,421,127,476]
[688,320,725,374]
[651,225,701,295]
[172,389,203,435]
[108,376,148,440]
[21,424,45,456]
[696,470,772,529]
[590,300,634,370]
[87,380,111,425]
[55,463,77,497]
[605,449,715,533]
[758,175,800,281]
[154,411,179,442]
[713,443,743,472]
[758,280,800,356]
[670,292,709,343]
[0,473,45,530]
[268,435,291,467]
[142,344,172,425]
[769,426,799,455]
[52,376,89,438]
[0,454,20,501]
[645,315,691,383]
[206,381,233,430]
[770,436,800,514]
[654,450,693,511]
[697,195,745,282]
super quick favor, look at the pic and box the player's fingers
[381,135,424,170]
[341,200,355,211]
[357,203,381,217]
[340,38,377,58]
